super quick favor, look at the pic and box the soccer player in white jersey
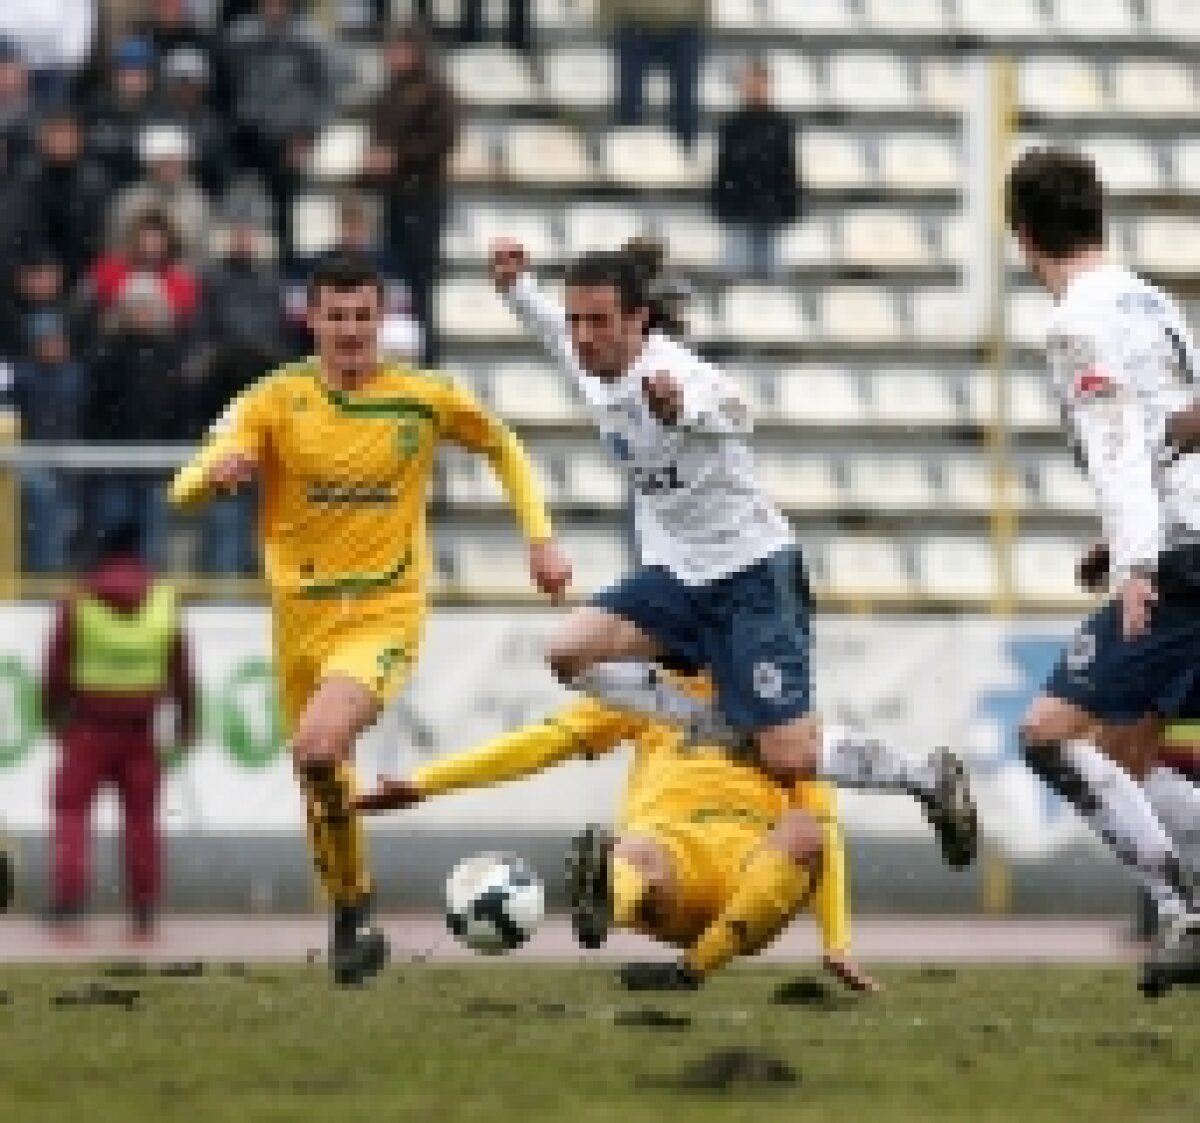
[489,241,979,961]
[1006,148,1200,995]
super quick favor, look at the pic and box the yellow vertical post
[0,414,21,600]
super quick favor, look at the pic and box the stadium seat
[488,363,577,422]
[1009,373,1059,431]
[719,285,809,345]
[1171,138,1200,192]
[338,45,385,109]
[1012,538,1093,604]
[1007,289,1051,350]
[564,452,625,508]
[869,369,959,426]
[711,0,765,31]
[446,47,537,106]
[825,538,914,600]
[958,0,1048,37]
[437,278,524,340]
[769,0,856,32]
[827,52,916,111]
[454,206,557,263]
[604,127,706,189]
[848,455,935,511]
[1146,0,1200,39]
[504,123,592,184]
[878,132,960,191]
[543,47,614,110]
[1078,136,1161,194]
[940,213,966,264]
[1111,59,1195,116]
[699,55,740,113]
[560,532,631,594]
[911,287,975,344]
[307,121,368,181]
[1135,216,1200,275]
[800,130,873,190]
[841,210,931,269]
[922,56,967,113]
[941,457,1000,512]
[1054,0,1137,38]
[563,203,645,255]
[290,194,339,256]
[1018,57,1106,115]
[776,366,865,425]
[821,286,901,343]
[916,537,998,602]
[451,538,543,593]
[450,126,498,182]
[755,455,843,511]
[1037,458,1096,515]
[656,212,723,270]
[863,0,946,34]
[764,51,823,111]
[533,0,596,32]
[779,218,836,269]
[682,293,720,345]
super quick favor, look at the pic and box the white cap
[139,124,192,165]
[379,316,422,361]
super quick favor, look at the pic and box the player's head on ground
[1005,147,1106,295]
[564,249,655,381]
[308,251,385,384]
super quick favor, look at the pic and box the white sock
[1061,742,1189,919]
[569,661,740,745]
[1142,765,1200,896]
[817,724,937,798]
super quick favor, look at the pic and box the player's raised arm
[490,240,580,378]
[169,380,272,508]
[356,700,634,811]
[437,378,571,599]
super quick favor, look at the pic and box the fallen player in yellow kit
[356,688,880,993]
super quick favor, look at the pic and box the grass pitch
[0,963,1196,1122]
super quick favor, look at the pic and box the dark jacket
[42,554,197,739]
[15,155,110,281]
[0,293,94,362]
[2,357,87,441]
[86,89,164,186]
[711,106,801,227]
[86,329,187,442]
[367,69,459,199]
[200,255,286,354]
[150,100,232,194]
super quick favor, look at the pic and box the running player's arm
[791,781,850,956]
[169,380,274,507]
[500,271,580,380]
[408,701,636,799]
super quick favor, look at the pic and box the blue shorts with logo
[1045,547,1200,724]
[590,546,812,731]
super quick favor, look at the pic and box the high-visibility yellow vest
[71,583,178,694]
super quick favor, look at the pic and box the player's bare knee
[756,718,819,783]
[1020,697,1084,752]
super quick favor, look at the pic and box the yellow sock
[684,845,815,977]
[612,856,648,928]
[302,761,372,906]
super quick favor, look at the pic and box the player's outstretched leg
[565,825,613,949]
[0,839,13,912]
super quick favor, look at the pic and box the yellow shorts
[273,592,425,733]
[627,811,773,948]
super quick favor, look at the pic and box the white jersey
[505,273,793,585]
[1045,263,1200,584]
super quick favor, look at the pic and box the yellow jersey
[170,358,552,602]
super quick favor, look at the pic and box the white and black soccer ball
[445,852,544,955]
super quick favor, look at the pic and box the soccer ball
[445,852,545,955]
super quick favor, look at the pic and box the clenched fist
[489,239,528,293]
[643,370,683,426]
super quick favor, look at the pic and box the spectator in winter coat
[17,106,110,283]
[88,208,200,326]
[88,37,164,187]
[710,61,801,280]
[0,37,35,165]
[0,245,94,361]
[153,46,231,194]
[364,25,458,364]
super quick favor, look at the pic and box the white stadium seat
[1037,458,1096,514]
[503,123,592,184]
[827,52,916,111]
[825,538,914,600]
[1146,0,1200,39]
[917,538,998,602]
[1055,0,1137,38]
[777,366,865,425]
[801,131,873,189]
[560,532,630,594]
[1078,136,1161,194]
[564,452,625,508]
[657,212,723,270]
[1172,138,1200,192]
[821,287,901,343]
[764,51,823,111]
[769,0,856,33]
[941,458,1000,512]
[878,133,960,191]
[1111,59,1196,116]
[958,0,1048,37]
[922,56,967,112]
[488,364,576,422]
[711,0,765,31]
[863,0,946,34]
[911,287,974,344]
[1135,217,1200,275]
[604,127,705,189]
[447,46,537,106]
[1018,57,1106,115]
[1007,289,1051,350]
[452,539,543,593]
[779,218,836,268]
[450,126,497,182]
[848,456,935,511]
[869,369,959,426]
[699,56,740,113]
[533,0,595,31]
[1010,373,1060,431]
[757,455,843,511]
[562,203,644,255]
[437,279,524,340]
[720,285,808,345]
[841,210,931,268]
[1013,538,1094,604]
[456,206,556,263]
[543,47,614,110]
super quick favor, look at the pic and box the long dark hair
[622,237,690,339]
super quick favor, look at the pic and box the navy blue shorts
[1044,547,1200,724]
[590,547,812,731]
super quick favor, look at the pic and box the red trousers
[52,722,161,912]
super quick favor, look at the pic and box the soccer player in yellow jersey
[356,684,880,994]
[170,253,571,985]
